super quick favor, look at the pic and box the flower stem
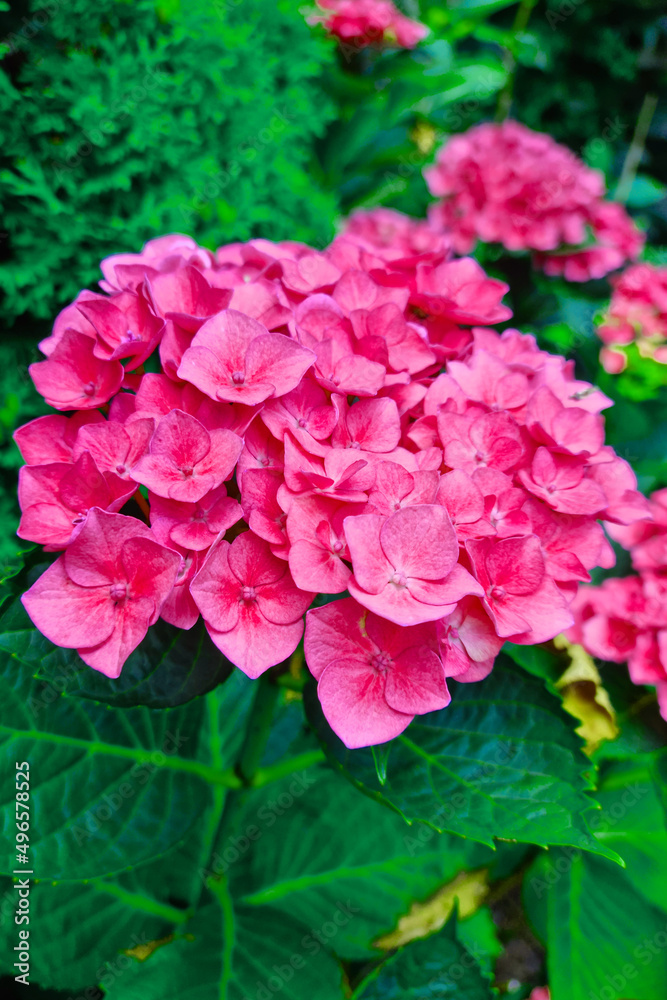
[237,671,280,784]
[495,0,538,122]
[133,489,150,520]
[614,92,658,204]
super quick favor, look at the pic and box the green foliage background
[0,1,666,998]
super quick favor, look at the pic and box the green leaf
[624,175,666,208]
[0,839,201,990]
[525,848,667,1000]
[305,659,619,861]
[230,768,493,958]
[0,655,254,880]
[0,594,233,708]
[449,0,519,16]
[592,757,667,913]
[104,884,345,1000]
[503,641,561,683]
[457,907,503,980]
[352,915,494,999]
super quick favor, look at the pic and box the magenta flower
[190,531,314,678]
[131,409,242,502]
[467,535,573,642]
[149,484,243,552]
[438,597,503,684]
[313,0,428,51]
[367,462,438,515]
[344,505,483,625]
[13,411,105,466]
[22,509,181,677]
[178,309,315,404]
[30,330,123,410]
[72,418,155,480]
[18,453,135,550]
[437,409,524,475]
[305,598,448,748]
[286,495,365,593]
[75,291,164,369]
[518,448,607,516]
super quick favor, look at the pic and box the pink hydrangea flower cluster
[568,488,667,721]
[18,226,648,748]
[424,120,643,282]
[313,0,428,50]
[597,262,667,373]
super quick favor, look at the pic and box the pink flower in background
[313,0,428,50]
[528,990,550,1000]
[21,509,180,678]
[596,262,667,373]
[570,487,667,721]
[305,597,448,747]
[425,120,642,281]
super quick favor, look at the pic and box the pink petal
[206,605,305,678]
[22,558,116,649]
[317,659,413,749]
[344,514,391,594]
[189,539,242,633]
[304,598,372,680]
[244,333,315,397]
[64,509,152,588]
[379,505,458,581]
[385,647,450,714]
[288,539,351,594]
[78,596,157,679]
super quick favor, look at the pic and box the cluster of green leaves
[1,565,666,998]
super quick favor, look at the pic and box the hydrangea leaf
[0,838,203,990]
[352,914,494,999]
[592,757,667,913]
[305,657,620,862]
[0,646,254,880]
[103,885,345,1000]
[525,849,667,1000]
[230,768,494,959]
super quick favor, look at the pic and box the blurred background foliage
[0,0,665,567]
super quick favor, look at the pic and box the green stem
[251,749,325,788]
[495,0,538,121]
[614,93,658,204]
[0,725,242,788]
[89,881,193,924]
[237,673,280,785]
